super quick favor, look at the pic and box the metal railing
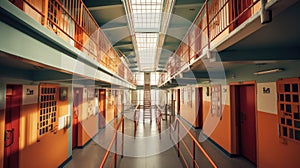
[133,104,140,138]
[8,0,135,85]
[99,115,124,168]
[159,0,260,85]
[170,116,217,168]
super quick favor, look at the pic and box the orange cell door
[238,85,257,164]
[4,85,22,168]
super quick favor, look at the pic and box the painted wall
[177,81,300,167]
[106,90,115,124]
[19,84,69,168]
[257,82,300,167]
[202,85,232,153]
[77,88,98,147]
[179,87,198,127]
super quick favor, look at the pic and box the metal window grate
[277,78,300,142]
[38,85,58,137]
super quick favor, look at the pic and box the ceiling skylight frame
[124,0,164,71]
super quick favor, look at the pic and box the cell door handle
[4,128,14,147]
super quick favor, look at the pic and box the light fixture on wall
[253,68,284,75]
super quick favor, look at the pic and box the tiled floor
[65,110,256,168]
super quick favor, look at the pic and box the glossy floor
[65,110,256,168]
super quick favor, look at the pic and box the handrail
[99,115,124,168]
[155,105,162,138]
[170,116,217,168]
[133,104,140,138]
[8,0,135,85]
[159,0,261,86]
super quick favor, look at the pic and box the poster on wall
[58,115,70,130]
[190,87,193,107]
[22,85,38,105]
[87,87,95,99]
[184,88,187,104]
[211,85,222,118]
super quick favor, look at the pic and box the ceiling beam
[175,0,205,5]
[174,3,204,8]
[182,71,209,78]
[85,2,123,9]
[102,25,128,31]
[114,43,133,48]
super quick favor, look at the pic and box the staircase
[143,84,152,123]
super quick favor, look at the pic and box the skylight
[127,0,164,71]
[131,0,163,32]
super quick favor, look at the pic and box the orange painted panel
[257,111,300,168]
[20,129,68,168]
[203,101,232,153]
[20,103,68,168]
[78,114,98,147]
[19,88,69,168]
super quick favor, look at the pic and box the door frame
[197,87,203,129]
[98,89,106,128]
[4,84,22,168]
[230,81,258,164]
[177,89,180,115]
[72,88,83,149]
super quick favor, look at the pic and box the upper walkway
[0,0,135,89]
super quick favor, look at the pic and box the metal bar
[99,115,124,168]
[178,148,188,167]
[177,120,180,157]
[23,0,45,17]
[179,136,194,160]
[122,115,124,158]
[206,2,210,50]
[114,132,117,168]
[193,141,195,168]
[42,0,49,25]
[210,0,260,42]
[176,117,217,168]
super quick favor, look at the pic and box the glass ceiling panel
[128,0,164,71]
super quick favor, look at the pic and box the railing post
[79,1,83,27]
[121,117,124,158]
[177,120,180,157]
[206,1,210,50]
[193,141,195,168]
[114,130,117,168]
[43,0,49,26]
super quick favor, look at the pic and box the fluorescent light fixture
[253,68,284,75]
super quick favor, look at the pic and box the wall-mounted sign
[263,87,271,94]
[58,115,70,130]
[59,87,68,101]
[22,85,38,105]
[257,82,277,114]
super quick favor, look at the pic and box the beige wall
[257,82,277,114]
